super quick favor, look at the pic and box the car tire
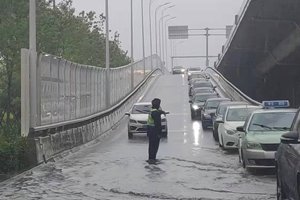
[128,132,133,139]
[191,110,195,119]
[219,136,224,148]
[202,122,208,130]
[213,129,219,141]
[241,150,246,168]
[276,169,286,200]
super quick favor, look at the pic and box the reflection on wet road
[0,75,276,200]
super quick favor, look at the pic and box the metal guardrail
[21,48,163,137]
[206,67,261,106]
[32,68,161,135]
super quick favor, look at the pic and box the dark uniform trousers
[148,126,160,160]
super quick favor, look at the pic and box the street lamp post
[155,3,170,56]
[149,0,155,69]
[105,0,110,107]
[159,14,170,61]
[165,17,176,69]
[160,5,175,63]
[141,0,146,76]
[29,0,38,128]
[130,0,134,90]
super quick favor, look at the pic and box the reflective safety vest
[147,109,158,126]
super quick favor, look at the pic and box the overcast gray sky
[68,0,245,68]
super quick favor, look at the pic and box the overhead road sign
[168,26,189,39]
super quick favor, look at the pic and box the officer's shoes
[146,159,156,164]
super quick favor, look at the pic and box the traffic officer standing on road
[147,98,166,164]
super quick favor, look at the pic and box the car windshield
[248,112,296,131]
[132,105,151,114]
[193,82,212,88]
[191,74,206,79]
[188,68,201,71]
[226,107,258,122]
[194,94,218,103]
[174,66,183,69]
[205,100,222,109]
[194,88,214,93]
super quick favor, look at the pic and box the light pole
[159,14,170,61]
[29,0,36,52]
[141,0,146,76]
[130,0,134,90]
[155,3,170,56]
[105,0,110,107]
[165,17,176,69]
[149,0,155,69]
[160,5,175,62]
[130,0,134,62]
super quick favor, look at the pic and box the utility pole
[149,0,154,70]
[130,0,134,89]
[105,0,110,107]
[205,28,209,67]
[141,0,146,76]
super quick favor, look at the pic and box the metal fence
[21,49,162,136]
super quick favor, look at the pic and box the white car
[126,102,168,139]
[217,105,261,150]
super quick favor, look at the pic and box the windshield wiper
[272,127,290,131]
[252,123,272,130]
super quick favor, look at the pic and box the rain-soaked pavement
[0,74,276,200]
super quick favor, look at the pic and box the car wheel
[128,132,133,139]
[276,169,286,200]
[202,122,208,130]
[219,136,224,148]
[241,150,246,168]
[213,129,219,141]
[191,110,195,119]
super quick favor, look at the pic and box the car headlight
[192,104,199,110]
[225,129,236,135]
[188,72,191,76]
[181,69,185,72]
[129,119,137,124]
[246,142,262,150]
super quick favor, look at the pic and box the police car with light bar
[237,100,297,169]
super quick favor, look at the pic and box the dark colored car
[172,66,185,74]
[212,101,248,141]
[189,93,219,120]
[201,98,231,129]
[189,77,209,87]
[276,109,300,200]
[189,81,214,96]
[187,67,202,76]
[190,87,216,99]
[187,72,207,81]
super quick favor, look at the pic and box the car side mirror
[125,112,130,116]
[189,100,192,103]
[236,126,245,132]
[164,112,170,115]
[281,131,300,144]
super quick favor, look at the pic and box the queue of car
[187,69,299,199]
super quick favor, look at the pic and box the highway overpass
[216,0,300,107]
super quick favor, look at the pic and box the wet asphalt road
[0,74,276,200]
